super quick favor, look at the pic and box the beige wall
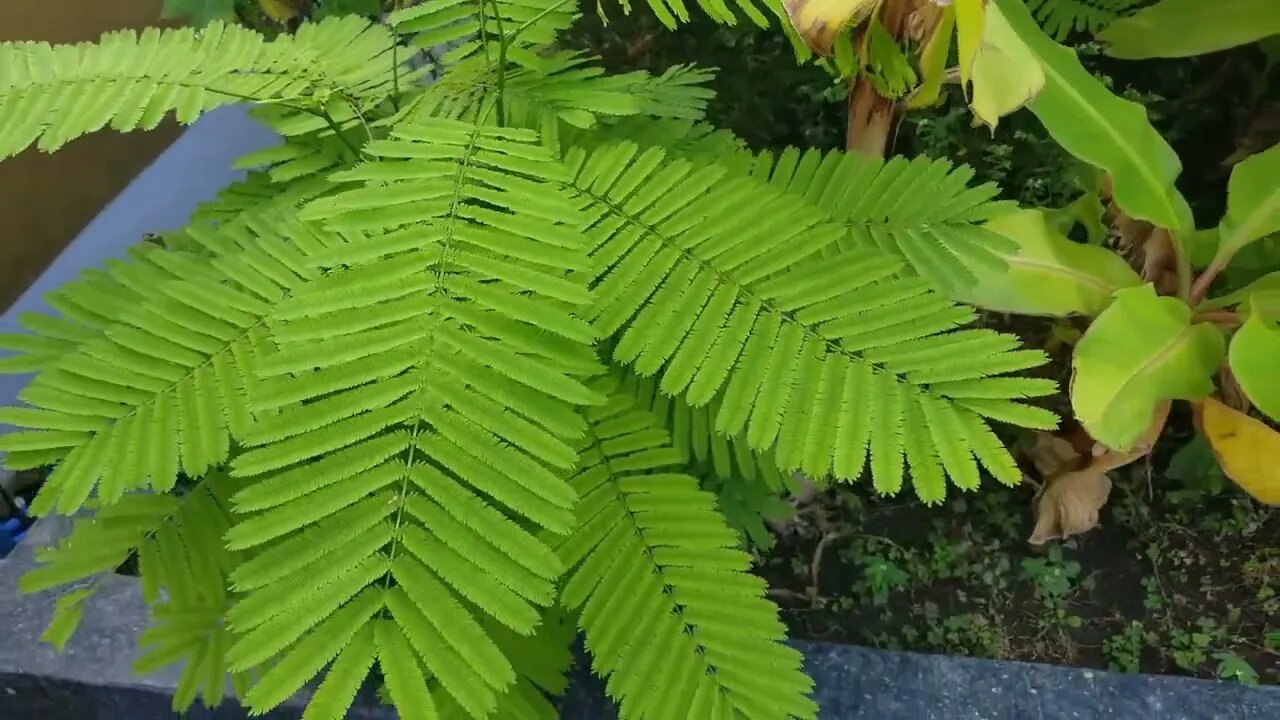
[0,0,183,310]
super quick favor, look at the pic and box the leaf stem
[320,109,361,158]
[1190,255,1230,306]
[1194,309,1242,328]
[488,0,508,127]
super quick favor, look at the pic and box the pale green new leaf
[1228,304,1280,424]
[995,0,1193,233]
[1099,0,1280,59]
[1199,271,1280,311]
[1215,144,1280,262]
[1071,285,1225,450]
[954,209,1142,316]
[969,0,1045,130]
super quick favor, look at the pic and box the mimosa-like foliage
[0,3,1058,718]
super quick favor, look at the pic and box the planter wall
[4,518,1280,719]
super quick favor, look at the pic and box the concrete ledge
[4,519,1279,719]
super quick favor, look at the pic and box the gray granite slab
[3,518,1278,719]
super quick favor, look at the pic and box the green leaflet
[955,208,1143,317]
[1099,0,1280,59]
[1071,285,1225,450]
[995,0,1193,234]
[1228,303,1280,424]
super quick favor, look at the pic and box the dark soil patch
[757,469,1279,685]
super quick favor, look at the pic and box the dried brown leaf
[1028,467,1112,545]
[1029,402,1170,544]
[1029,431,1081,478]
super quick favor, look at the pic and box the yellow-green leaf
[1215,144,1280,262]
[1200,397,1280,505]
[907,6,955,109]
[969,1,1045,130]
[994,0,1193,233]
[784,0,882,55]
[954,209,1142,316]
[955,0,987,89]
[1071,285,1224,451]
[1229,301,1280,423]
[1099,0,1280,59]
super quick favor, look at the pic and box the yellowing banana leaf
[1199,397,1280,505]
[784,0,882,56]
[969,1,1044,130]
[1229,304,1280,423]
[1071,284,1224,450]
[907,6,955,109]
[258,0,303,23]
[994,0,1193,234]
[954,209,1142,316]
[1216,144,1280,262]
[955,0,986,89]
[1099,0,1280,60]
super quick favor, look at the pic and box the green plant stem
[320,109,361,158]
[1194,309,1242,328]
[1173,234,1193,301]
[1190,255,1230,305]
[488,0,508,127]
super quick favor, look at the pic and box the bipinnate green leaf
[1215,144,1280,262]
[1228,302,1280,424]
[955,209,1142,316]
[994,0,1193,233]
[1099,0,1280,59]
[1071,285,1224,450]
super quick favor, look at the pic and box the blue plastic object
[0,515,27,558]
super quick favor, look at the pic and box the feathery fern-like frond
[1026,0,1144,40]
[618,366,803,550]
[566,141,1058,502]
[390,0,576,64]
[733,147,1019,295]
[132,471,249,712]
[0,16,394,160]
[0,205,341,513]
[21,471,247,712]
[595,0,783,29]
[221,117,601,719]
[401,49,716,155]
[554,379,816,718]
